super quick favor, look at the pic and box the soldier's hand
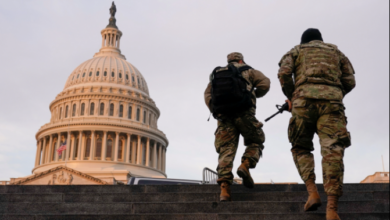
[286,100,292,112]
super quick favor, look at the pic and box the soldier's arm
[252,69,271,98]
[339,52,356,96]
[277,49,296,101]
[204,82,213,112]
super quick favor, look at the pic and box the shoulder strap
[238,65,253,73]
[210,66,222,81]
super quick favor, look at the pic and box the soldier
[204,52,270,201]
[278,28,356,220]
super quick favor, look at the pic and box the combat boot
[220,182,232,202]
[304,179,322,212]
[326,196,341,220]
[237,158,254,188]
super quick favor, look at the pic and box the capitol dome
[32,3,168,183]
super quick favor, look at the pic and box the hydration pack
[211,64,254,118]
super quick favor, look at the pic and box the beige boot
[326,196,341,220]
[237,158,254,189]
[220,182,232,202]
[304,179,322,211]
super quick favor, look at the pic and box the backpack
[211,64,254,117]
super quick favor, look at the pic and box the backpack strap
[210,66,222,82]
[238,65,253,73]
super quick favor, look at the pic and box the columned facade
[34,131,167,175]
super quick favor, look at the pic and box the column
[47,135,53,163]
[101,33,105,47]
[65,131,71,162]
[55,133,61,161]
[41,137,47,165]
[70,133,75,161]
[113,33,117,48]
[102,131,108,161]
[77,131,83,160]
[89,131,95,160]
[145,138,150,167]
[153,142,157,169]
[158,144,162,170]
[35,140,41,166]
[163,147,166,173]
[117,35,121,48]
[131,137,136,164]
[114,132,119,162]
[126,134,131,163]
[137,136,142,165]
[80,132,86,160]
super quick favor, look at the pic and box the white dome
[32,7,168,183]
[64,56,149,96]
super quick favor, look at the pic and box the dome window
[126,75,129,80]
[143,111,146,123]
[136,109,140,121]
[100,103,105,115]
[132,76,135,82]
[119,105,123,117]
[72,104,76,117]
[80,103,85,116]
[90,103,95,115]
[83,73,86,77]
[111,72,115,77]
[96,71,100,76]
[59,107,62,119]
[109,104,114,116]
[72,76,74,80]
[77,74,80,79]
[104,71,107,76]
[89,72,92,76]
[128,106,132,119]
[65,106,69,118]
[119,73,122,78]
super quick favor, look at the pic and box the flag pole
[65,119,70,168]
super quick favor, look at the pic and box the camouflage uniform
[278,40,356,197]
[205,52,271,185]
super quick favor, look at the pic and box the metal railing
[202,167,218,184]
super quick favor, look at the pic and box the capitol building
[6,3,168,185]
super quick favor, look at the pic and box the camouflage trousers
[215,109,265,185]
[288,98,351,197]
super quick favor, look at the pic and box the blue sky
[0,0,389,183]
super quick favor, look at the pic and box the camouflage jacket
[278,40,356,102]
[204,62,270,112]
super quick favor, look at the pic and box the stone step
[0,201,388,214]
[0,191,388,203]
[0,184,388,194]
[0,213,389,220]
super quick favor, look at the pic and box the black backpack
[211,64,254,117]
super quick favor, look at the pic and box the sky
[0,0,388,184]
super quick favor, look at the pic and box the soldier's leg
[289,99,317,183]
[215,119,240,186]
[317,102,351,220]
[234,110,264,188]
[236,111,265,168]
[289,99,322,211]
[317,102,351,198]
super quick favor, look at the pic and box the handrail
[202,167,218,185]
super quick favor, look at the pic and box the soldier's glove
[286,100,292,112]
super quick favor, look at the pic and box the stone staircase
[0,183,388,220]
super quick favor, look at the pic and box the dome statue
[31,3,168,184]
